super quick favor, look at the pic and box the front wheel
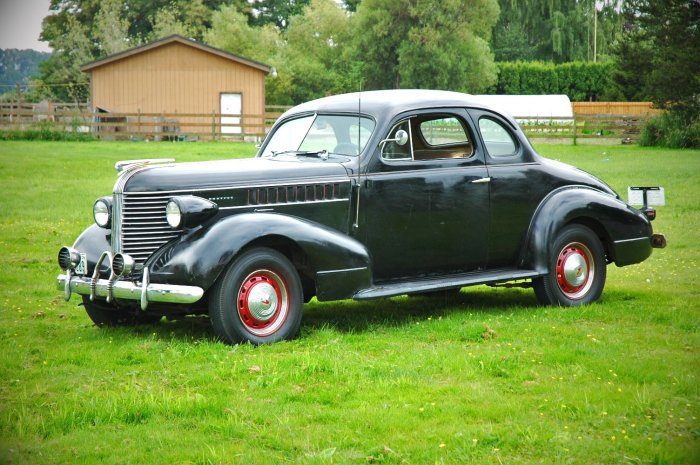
[533,224,607,306]
[208,247,304,345]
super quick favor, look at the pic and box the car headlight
[165,200,183,228]
[165,196,218,229]
[93,197,112,228]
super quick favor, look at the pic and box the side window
[478,117,517,157]
[419,117,468,146]
[381,114,474,162]
[381,120,412,160]
[414,115,473,160]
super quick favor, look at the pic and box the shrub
[0,120,93,141]
[492,61,616,101]
[639,112,700,148]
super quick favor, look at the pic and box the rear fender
[149,213,371,295]
[521,186,653,272]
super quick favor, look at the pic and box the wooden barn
[81,35,271,139]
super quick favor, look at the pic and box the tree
[353,0,500,93]
[147,0,216,41]
[614,0,700,116]
[38,14,94,102]
[615,0,700,147]
[341,0,362,11]
[94,0,130,55]
[206,0,357,105]
[248,0,312,29]
[492,0,623,63]
[281,0,357,101]
[41,0,231,46]
[204,5,280,64]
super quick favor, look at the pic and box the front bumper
[57,273,204,310]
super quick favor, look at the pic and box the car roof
[280,89,515,125]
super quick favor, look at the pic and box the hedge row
[491,61,616,102]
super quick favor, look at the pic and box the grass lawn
[0,140,698,464]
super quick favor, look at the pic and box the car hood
[120,157,352,193]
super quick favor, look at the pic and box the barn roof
[80,34,271,74]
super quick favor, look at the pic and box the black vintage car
[57,90,666,344]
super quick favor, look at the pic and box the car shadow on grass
[302,286,539,334]
[113,286,540,343]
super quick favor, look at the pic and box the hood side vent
[248,183,342,206]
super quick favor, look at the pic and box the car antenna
[353,84,363,231]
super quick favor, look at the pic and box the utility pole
[593,2,598,63]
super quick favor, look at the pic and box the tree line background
[1,0,698,146]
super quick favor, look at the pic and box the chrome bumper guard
[57,272,204,310]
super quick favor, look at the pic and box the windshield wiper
[271,150,329,160]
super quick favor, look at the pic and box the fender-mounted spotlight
[58,246,81,271]
[112,253,135,277]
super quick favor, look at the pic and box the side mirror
[380,129,409,146]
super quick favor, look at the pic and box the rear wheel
[82,296,162,326]
[209,247,303,345]
[534,224,606,306]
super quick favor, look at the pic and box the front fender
[522,186,653,272]
[71,224,111,275]
[149,213,371,294]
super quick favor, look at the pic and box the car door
[358,110,490,282]
[468,109,551,268]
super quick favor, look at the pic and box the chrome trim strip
[58,274,204,305]
[118,178,352,196]
[365,165,487,178]
[614,237,649,244]
[115,159,175,173]
[219,197,350,210]
[317,266,368,275]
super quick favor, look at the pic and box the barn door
[220,93,242,134]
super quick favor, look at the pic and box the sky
[0,0,52,52]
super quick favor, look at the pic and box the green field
[0,140,698,464]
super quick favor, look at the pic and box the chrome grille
[119,192,181,264]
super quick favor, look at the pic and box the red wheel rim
[237,269,289,337]
[555,242,595,299]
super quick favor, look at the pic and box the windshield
[261,114,375,158]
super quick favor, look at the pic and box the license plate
[75,253,88,275]
[628,186,665,206]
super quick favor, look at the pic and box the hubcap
[237,269,289,337]
[556,242,595,299]
[247,282,278,320]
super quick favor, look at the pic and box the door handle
[471,177,491,184]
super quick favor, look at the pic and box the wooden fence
[515,114,647,144]
[0,102,287,141]
[572,101,658,116]
[0,101,653,144]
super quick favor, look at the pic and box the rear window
[478,118,517,157]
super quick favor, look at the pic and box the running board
[353,269,542,300]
